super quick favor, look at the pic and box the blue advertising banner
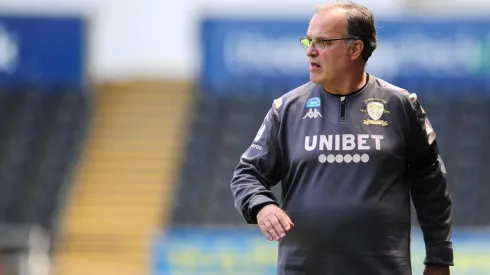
[0,14,86,87]
[200,17,490,94]
[152,227,490,275]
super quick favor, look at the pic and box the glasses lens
[300,38,311,48]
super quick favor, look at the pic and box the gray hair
[316,0,378,62]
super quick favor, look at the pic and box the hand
[423,265,450,275]
[256,204,294,241]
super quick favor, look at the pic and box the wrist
[424,241,454,266]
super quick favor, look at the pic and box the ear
[350,40,364,60]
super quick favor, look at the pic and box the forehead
[307,8,347,38]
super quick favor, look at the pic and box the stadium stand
[0,86,91,238]
[170,92,224,226]
[0,86,92,273]
[54,82,193,275]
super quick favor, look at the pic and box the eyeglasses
[300,37,357,50]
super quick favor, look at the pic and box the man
[229,1,454,275]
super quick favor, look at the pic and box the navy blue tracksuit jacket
[230,74,454,275]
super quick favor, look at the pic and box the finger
[259,223,273,241]
[276,212,292,232]
[264,219,279,240]
[269,216,286,239]
[259,222,274,241]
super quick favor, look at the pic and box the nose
[306,45,318,57]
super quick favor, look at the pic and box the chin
[309,74,323,84]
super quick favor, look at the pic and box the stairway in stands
[54,81,192,275]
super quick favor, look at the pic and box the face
[305,8,361,86]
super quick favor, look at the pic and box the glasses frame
[300,37,358,50]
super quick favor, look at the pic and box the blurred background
[0,0,488,274]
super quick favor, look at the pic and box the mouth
[309,62,321,70]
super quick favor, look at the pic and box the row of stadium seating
[0,87,92,249]
[52,82,193,275]
[171,88,490,227]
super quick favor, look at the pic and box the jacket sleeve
[405,93,454,266]
[230,100,283,224]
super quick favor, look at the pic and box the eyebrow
[306,35,332,40]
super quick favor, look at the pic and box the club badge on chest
[361,98,390,126]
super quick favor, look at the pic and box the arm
[230,101,283,224]
[405,94,454,267]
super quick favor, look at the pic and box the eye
[322,40,334,48]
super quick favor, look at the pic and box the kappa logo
[360,98,390,126]
[251,123,266,151]
[303,108,323,119]
[254,124,266,142]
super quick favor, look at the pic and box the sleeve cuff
[246,195,278,224]
[424,241,454,266]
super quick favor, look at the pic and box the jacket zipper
[340,96,346,122]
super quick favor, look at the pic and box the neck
[322,68,367,96]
